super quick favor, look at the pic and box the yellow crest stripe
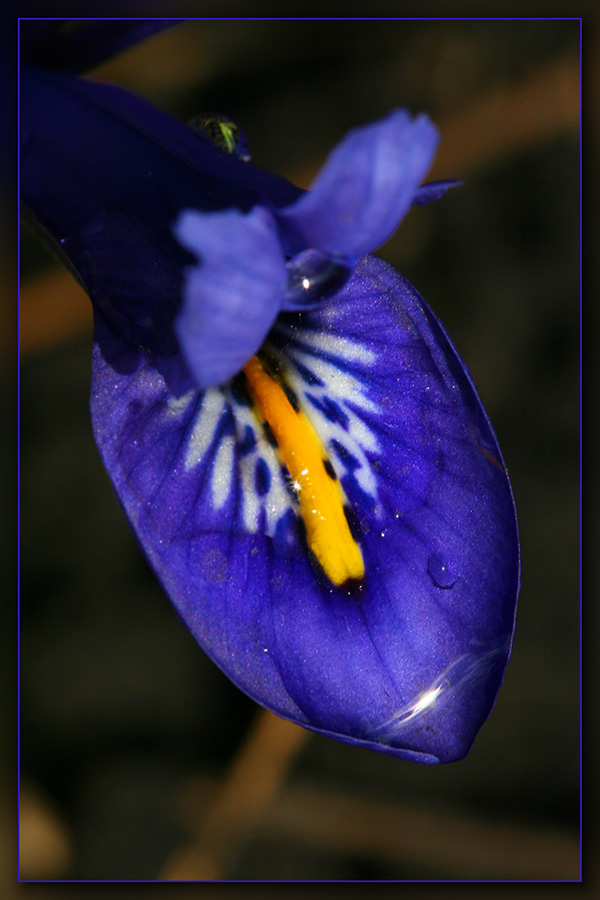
[243,355,364,586]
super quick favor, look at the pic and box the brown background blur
[19,18,580,881]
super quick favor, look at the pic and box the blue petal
[20,66,301,242]
[90,255,519,763]
[276,109,439,258]
[20,65,302,394]
[174,208,287,388]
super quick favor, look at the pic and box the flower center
[242,355,364,586]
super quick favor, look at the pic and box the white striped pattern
[172,325,381,536]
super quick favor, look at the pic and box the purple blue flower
[20,21,519,762]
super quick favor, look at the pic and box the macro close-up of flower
[19,18,580,882]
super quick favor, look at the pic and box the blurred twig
[19,268,92,356]
[170,770,580,881]
[430,50,579,180]
[160,708,309,880]
[18,785,73,880]
[290,50,579,188]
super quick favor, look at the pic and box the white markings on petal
[269,324,381,504]
[284,325,377,365]
[184,387,225,471]
[233,401,290,533]
[264,457,292,532]
[211,434,235,509]
[180,319,381,537]
[290,347,378,415]
[165,389,195,419]
[233,402,263,531]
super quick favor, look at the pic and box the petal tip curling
[276,108,440,258]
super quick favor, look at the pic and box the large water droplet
[427,553,458,589]
[284,249,353,309]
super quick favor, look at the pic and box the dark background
[19,19,580,881]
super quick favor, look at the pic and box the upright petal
[276,110,439,258]
[20,65,301,394]
[90,255,519,763]
[174,207,287,388]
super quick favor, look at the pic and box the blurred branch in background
[19,267,92,356]
[153,703,580,881]
[160,710,308,880]
[18,785,73,881]
[171,763,580,881]
[17,733,580,881]
[429,49,579,179]
[19,48,579,357]
[289,48,579,188]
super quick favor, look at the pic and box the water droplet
[79,217,106,237]
[284,249,353,309]
[427,553,458,589]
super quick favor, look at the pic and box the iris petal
[20,65,302,394]
[22,68,454,397]
[90,255,519,763]
[174,207,288,388]
[276,109,439,257]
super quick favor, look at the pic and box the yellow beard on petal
[242,355,364,586]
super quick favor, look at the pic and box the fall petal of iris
[90,255,519,763]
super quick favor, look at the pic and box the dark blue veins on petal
[90,255,519,763]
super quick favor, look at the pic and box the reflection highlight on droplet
[427,552,458,589]
[284,248,353,309]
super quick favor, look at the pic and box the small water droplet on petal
[427,553,458,589]
[284,249,353,309]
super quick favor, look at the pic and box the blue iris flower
[20,21,519,763]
